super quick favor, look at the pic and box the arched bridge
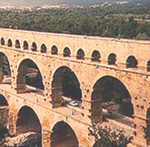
[0,28,150,147]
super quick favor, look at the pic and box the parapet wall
[0,28,150,68]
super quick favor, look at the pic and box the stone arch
[52,66,82,108]
[50,121,79,147]
[16,58,44,93]
[63,47,71,57]
[7,39,12,47]
[91,75,133,124]
[31,42,37,51]
[41,44,47,53]
[0,52,11,84]
[51,45,58,55]
[23,40,29,50]
[108,53,117,65]
[1,38,5,45]
[126,55,138,68]
[15,39,21,48]
[76,48,85,60]
[91,50,101,62]
[16,106,41,146]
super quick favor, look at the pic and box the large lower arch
[52,66,82,108]
[50,121,79,147]
[16,106,41,146]
[0,52,11,84]
[16,58,44,94]
[91,76,133,124]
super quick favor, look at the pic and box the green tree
[136,33,150,40]
[89,126,132,147]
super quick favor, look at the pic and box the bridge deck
[0,84,86,124]
[0,84,134,132]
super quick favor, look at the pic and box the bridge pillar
[42,127,51,147]
[81,87,102,125]
[82,98,102,125]
[15,64,27,93]
[8,110,17,135]
[82,98,92,122]
[131,116,148,147]
[15,71,26,93]
[16,84,26,93]
[51,86,63,108]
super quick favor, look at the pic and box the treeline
[0,4,150,40]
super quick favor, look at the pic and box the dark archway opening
[16,106,41,146]
[126,56,138,68]
[76,49,85,60]
[31,42,37,52]
[147,60,150,72]
[63,47,71,57]
[91,50,100,62]
[7,39,12,47]
[23,41,29,50]
[1,38,5,45]
[0,95,8,106]
[146,108,150,145]
[15,40,21,48]
[0,95,9,138]
[41,44,47,53]
[52,66,82,107]
[51,45,58,55]
[0,52,11,84]
[108,53,117,65]
[17,59,44,94]
[91,76,133,124]
[50,121,79,147]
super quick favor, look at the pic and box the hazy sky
[0,0,106,6]
[0,0,145,7]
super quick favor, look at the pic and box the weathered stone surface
[0,28,150,146]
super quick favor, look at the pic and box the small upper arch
[15,39,21,48]
[31,42,37,51]
[91,50,101,62]
[126,55,138,68]
[1,38,5,45]
[23,41,29,50]
[40,44,47,53]
[51,45,58,55]
[76,48,85,60]
[108,53,117,65]
[7,39,12,47]
[63,47,71,57]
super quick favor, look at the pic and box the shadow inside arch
[0,52,11,85]
[50,121,79,147]
[52,66,82,108]
[6,106,42,147]
[16,58,44,95]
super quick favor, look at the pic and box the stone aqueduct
[0,28,150,147]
